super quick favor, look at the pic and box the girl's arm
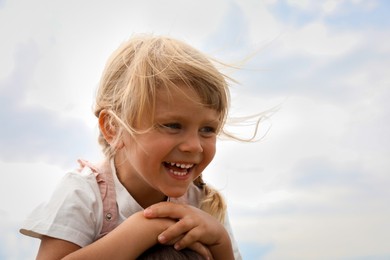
[144,202,234,260]
[36,211,174,260]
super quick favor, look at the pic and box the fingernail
[174,243,181,250]
[158,235,166,243]
[144,208,152,216]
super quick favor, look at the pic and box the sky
[1,0,390,259]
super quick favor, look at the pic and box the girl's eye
[163,123,181,129]
[159,123,182,133]
[157,123,217,136]
[200,126,217,136]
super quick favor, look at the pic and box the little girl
[21,35,242,259]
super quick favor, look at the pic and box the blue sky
[1,0,390,259]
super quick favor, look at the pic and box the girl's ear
[98,110,124,149]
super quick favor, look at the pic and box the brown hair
[137,244,204,260]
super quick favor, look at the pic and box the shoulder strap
[77,159,119,239]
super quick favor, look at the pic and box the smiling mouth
[163,161,194,176]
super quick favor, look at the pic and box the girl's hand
[143,202,234,260]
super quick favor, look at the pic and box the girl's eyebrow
[156,114,220,124]
[154,113,182,121]
[203,119,221,125]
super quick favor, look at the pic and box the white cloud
[278,21,362,57]
[283,0,379,16]
[236,1,283,45]
[0,161,64,221]
[233,212,390,259]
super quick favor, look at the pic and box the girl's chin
[163,188,189,199]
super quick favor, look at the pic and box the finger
[158,218,197,244]
[164,234,183,246]
[173,227,203,249]
[186,242,213,260]
[144,202,195,219]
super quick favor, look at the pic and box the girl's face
[115,84,220,207]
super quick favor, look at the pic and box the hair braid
[194,175,226,224]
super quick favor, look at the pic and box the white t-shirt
[20,160,242,259]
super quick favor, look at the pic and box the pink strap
[77,159,119,238]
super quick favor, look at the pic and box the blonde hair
[94,34,231,223]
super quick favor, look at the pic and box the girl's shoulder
[51,161,103,201]
[20,161,105,247]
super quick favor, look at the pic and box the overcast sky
[1,0,390,259]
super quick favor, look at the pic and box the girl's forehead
[154,85,220,119]
[156,84,200,103]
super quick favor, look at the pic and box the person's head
[137,244,204,260]
[95,34,230,158]
[95,34,229,218]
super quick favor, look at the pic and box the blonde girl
[21,35,242,259]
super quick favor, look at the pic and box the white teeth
[167,162,194,169]
[169,169,188,176]
[165,162,194,176]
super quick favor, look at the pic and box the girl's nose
[178,132,203,153]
